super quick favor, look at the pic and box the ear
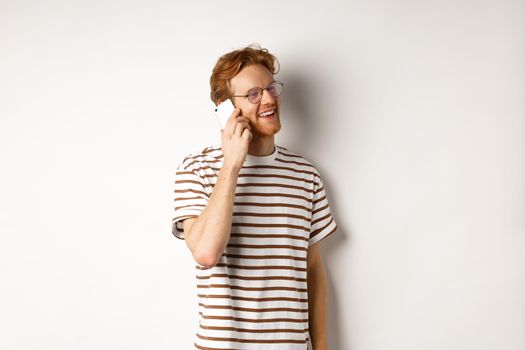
[228,97,237,108]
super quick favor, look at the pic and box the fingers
[242,128,252,141]
[227,118,248,138]
[225,113,250,139]
[225,107,241,134]
[234,120,251,138]
[222,107,253,141]
[230,107,241,121]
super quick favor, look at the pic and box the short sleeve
[171,160,210,240]
[309,172,338,246]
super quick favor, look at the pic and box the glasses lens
[268,82,283,97]
[248,88,262,103]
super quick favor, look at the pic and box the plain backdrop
[1,0,524,349]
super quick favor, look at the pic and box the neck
[248,135,275,156]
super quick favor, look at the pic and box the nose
[260,88,276,105]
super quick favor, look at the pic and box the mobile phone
[214,99,235,130]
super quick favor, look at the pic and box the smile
[258,109,275,118]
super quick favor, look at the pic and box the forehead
[229,64,274,92]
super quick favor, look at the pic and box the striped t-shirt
[171,144,338,350]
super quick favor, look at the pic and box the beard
[251,118,281,137]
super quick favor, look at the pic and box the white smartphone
[214,99,235,130]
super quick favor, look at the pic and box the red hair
[210,43,280,105]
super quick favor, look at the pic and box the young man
[172,44,338,350]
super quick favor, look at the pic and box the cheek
[242,106,259,119]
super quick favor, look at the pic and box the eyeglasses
[231,81,284,104]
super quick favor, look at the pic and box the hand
[220,107,252,170]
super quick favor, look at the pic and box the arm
[180,107,251,269]
[182,164,240,268]
[307,242,328,350]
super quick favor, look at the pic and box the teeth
[259,110,274,117]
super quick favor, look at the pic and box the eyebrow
[245,80,277,94]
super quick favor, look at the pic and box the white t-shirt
[172,144,338,350]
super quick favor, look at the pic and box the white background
[1,0,524,349]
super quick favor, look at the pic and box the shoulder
[276,145,321,177]
[177,144,223,172]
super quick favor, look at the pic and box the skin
[307,242,329,350]
[227,63,282,157]
[187,63,329,349]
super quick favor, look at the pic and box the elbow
[187,227,222,269]
[193,251,220,269]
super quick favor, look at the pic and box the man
[172,44,338,350]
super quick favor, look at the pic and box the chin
[253,120,281,136]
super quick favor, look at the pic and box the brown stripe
[177,166,217,184]
[173,214,199,222]
[184,157,222,169]
[185,166,319,185]
[176,179,320,194]
[187,164,221,173]
[314,185,325,194]
[275,157,313,168]
[197,334,307,344]
[201,147,220,154]
[314,223,337,243]
[174,195,207,202]
[191,161,316,176]
[192,157,221,165]
[194,343,239,350]
[197,284,307,292]
[197,294,307,303]
[239,173,316,184]
[176,180,211,190]
[236,182,314,194]
[199,312,307,323]
[232,212,310,222]
[313,194,327,205]
[175,178,202,185]
[202,145,287,154]
[241,164,316,176]
[234,201,311,213]
[196,274,307,282]
[197,262,307,272]
[175,203,206,210]
[235,192,312,203]
[312,203,328,215]
[230,233,308,242]
[191,172,218,181]
[227,243,307,252]
[312,213,331,226]
[223,253,307,261]
[184,145,316,172]
[198,303,308,313]
[175,188,210,198]
[277,150,304,159]
[199,324,308,333]
[186,145,237,159]
[231,222,309,232]
[310,217,335,239]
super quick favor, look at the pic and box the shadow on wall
[277,71,319,151]
[323,226,349,350]
[280,70,350,350]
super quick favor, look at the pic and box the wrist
[221,163,242,174]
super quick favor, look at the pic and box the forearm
[187,164,240,266]
[308,260,328,350]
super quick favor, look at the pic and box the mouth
[258,109,276,119]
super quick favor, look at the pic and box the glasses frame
[231,81,284,104]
